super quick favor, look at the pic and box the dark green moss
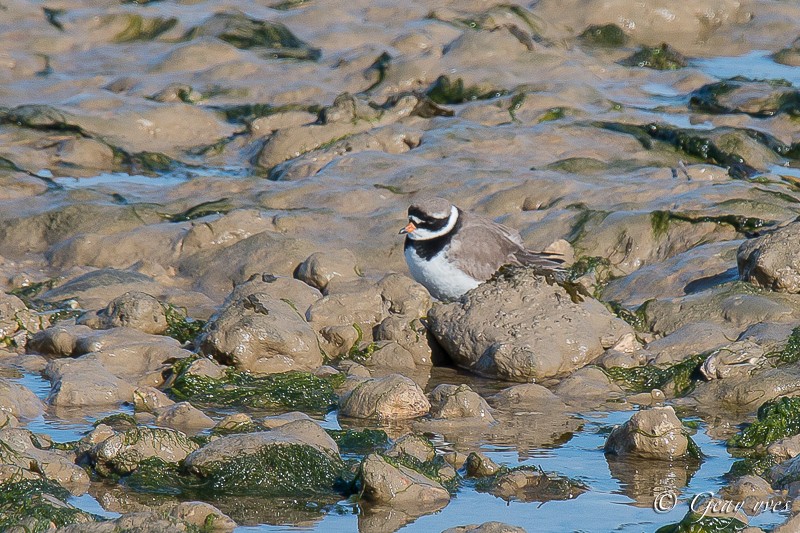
[426,75,508,104]
[0,479,98,531]
[93,412,138,431]
[201,443,345,495]
[381,452,459,493]
[620,43,688,70]
[113,14,177,42]
[123,457,207,495]
[605,300,648,331]
[326,429,389,455]
[605,352,707,396]
[184,12,321,60]
[161,198,234,222]
[578,24,628,47]
[767,326,800,365]
[728,396,800,448]
[595,122,758,179]
[650,210,774,238]
[162,304,205,344]
[725,451,778,480]
[169,360,338,413]
[568,256,611,282]
[690,79,800,118]
[655,513,748,533]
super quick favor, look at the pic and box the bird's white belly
[405,246,480,301]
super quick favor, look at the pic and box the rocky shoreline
[2,0,800,531]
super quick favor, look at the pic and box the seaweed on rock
[605,353,707,396]
[168,358,338,413]
[655,512,748,533]
[728,396,800,448]
[0,479,98,531]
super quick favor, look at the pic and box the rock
[442,522,527,533]
[56,138,114,170]
[78,291,168,335]
[374,316,438,366]
[359,453,450,507]
[259,411,313,429]
[184,420,343,495]
[553,366,624,401]
[0,377,45,418]
[465,452,501,477]
[429,384,494,422]
[768,434,800,461]
[738,223,800,293]
[296,249,361,292]
[170,501,237,532]
[604,406,689,460]
[721,475,773,501]
[180,357,226,380]
[646,322,739,366]
[362,341,418,371]
[482,467,587,502]
[214,413,254,433]
[385,434,435,463]
[91,426,199,476]
[58,510,195,533]
[38,268,165,311]
[339,374,430,420]
[226,273,322,316]
[154,402,215,432]
[691,366,800,410]
[45,358,136,407]
[199,292,323,375]
[700,340,765,380]
[133,386,175,413]
[428,268,632,382]
[0,291,41,349]
[377,273,431,318]
[490,383,566,411]
[0,427,90,494]
[28,324,92,357]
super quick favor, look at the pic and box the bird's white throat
[407,205,459,240]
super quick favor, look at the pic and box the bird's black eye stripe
[408,207,444,224]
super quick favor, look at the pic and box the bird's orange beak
[399,221,416,235]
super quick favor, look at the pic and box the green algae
[426,75,508,105]
[169,359,338,413]
[595,122,758,179]
[200,443,345,496]
[767,325,800,365]
[606,353,707,396]
[0,479,98,531]
[605,300,648,331]
[690,78,800,118]
[92,412,138,431]
[161,198,234,222]
[326,428,389,455]
[728,396,800,448]
[185,12,321,60]
[650,210,774,238]
[111,14,177,42]
[655,513,748,533]
[620,43,688,70]
[568,256,611,282]
[537,106,569,123]
[725,451,778,480]
[381,451,459,493]
[122,457,205,495]
[162,303,205,344]
[578,24,628,48]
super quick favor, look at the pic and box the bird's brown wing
[447,214,528,281]
[448,213,564,280]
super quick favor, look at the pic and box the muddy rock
[0,427,90,494]
[465,452,501,478]
[699,340,765,381]
[78,291,168,335]
[226,273,322,316]
[768,434,800,461]
[0,291,41,348]
[374,316,438,366]
[91,426,199,476]
[604,406,689,460]
[553,366,624,403]
[296,249,362,292]
[646,322,739,366]
[359,452,450,507]
[484,467,588,502]
[259,411,313,429]
[385,434,436,463]
[429,384,495,422]
[738,223,800,294]
[184,420,343,494]
[377,273,432,318]
[428,268,632,382]
[133,386,175,413]
[0,377,44,418]
[490,383,567,411]
[442,522,527,533]
[38,269,166,311]
[46,358,137,407]
[339,373,430,420]
[691,365,800,410]
[28,324,93,357]
[361,341,418,372]
[56,138,115,171]
[170,501,237,532]
[199,292,322,375]
[58,510,195,533]
[154,401,215,433]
